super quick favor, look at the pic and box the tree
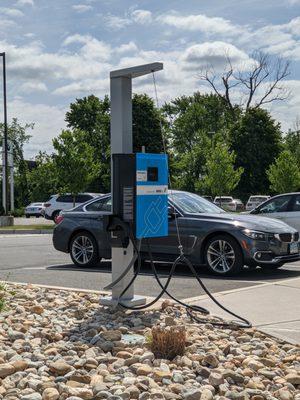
[199,51,290,112]
[163,93,240,192]
[0,118,33,207]
[132,93,164,153]
[200,141,243,198]
[65,93,164,192]
[230,108,282,199]
[52,129,99,206]
[284,120,300,166]
[65,95,111,192]
[28,152,58,202]
[267,150,300,193]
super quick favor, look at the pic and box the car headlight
[242,229,267,241]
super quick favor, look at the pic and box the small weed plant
[149,325,186,360]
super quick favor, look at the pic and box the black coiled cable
[112,235,251,329]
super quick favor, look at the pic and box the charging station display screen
[136,153,168,239]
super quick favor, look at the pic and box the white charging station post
[100,62,163,307]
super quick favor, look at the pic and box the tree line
[0,90,299,211]
[1,51,299,210]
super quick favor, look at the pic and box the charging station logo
[137,195,168,239]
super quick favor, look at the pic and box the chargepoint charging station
[100,62,167,307]
[99,62,251,329]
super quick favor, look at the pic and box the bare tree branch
[197,50,291,112]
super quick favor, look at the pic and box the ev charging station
[100,62,168,307]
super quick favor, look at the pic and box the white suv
[44,193,101,221]
[214,196,236,212]
[246,195,270,211]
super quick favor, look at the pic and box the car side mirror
[168,206,178,219]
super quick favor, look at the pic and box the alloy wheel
[71,235,94,265]
[207,239,235,273]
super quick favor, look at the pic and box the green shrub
[11,208,24,217]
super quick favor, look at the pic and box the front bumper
[237,231,300,266]
[253,251,300,264]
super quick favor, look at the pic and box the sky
[0,0,300,158]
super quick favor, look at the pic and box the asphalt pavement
[1,234,300,300]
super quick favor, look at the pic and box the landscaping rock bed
[0,283,299,400]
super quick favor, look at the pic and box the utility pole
[0,52,9,215]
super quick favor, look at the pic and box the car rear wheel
[205,234,243,276]
[70,232,99,267]
[25,215,30,218]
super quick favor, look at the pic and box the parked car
[44,193,101,222]
[25,202,45,218]
[53,191,300,275]
[233,199,244,212]
[214,196,236,212]
[246,195,270,211]
[247,192,300,232]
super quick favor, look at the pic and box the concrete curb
[0,229,53,235]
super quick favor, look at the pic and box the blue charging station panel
[135,153,168,239]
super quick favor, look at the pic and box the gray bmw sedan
[53,191,300,276]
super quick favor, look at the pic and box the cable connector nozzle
[178,245,184,258]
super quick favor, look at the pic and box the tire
[52,210,61,223]
[25,215,30,218]
[204,234,243,276]
[70,231,100,267]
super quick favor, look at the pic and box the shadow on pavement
[47,260,300,281]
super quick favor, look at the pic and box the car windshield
[170,192,225,214]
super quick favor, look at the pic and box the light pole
[0,52,9,215]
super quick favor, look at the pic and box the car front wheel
[70,232,100,267]
[205,234,243,276]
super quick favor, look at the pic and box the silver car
[248,192,300,232]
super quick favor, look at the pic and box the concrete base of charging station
[100,295,147,308]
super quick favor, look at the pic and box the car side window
[292,195,300,211]
[57,195,73,203]
[258,195,292,214]
[75,194,93,203]
[85,197,111,212]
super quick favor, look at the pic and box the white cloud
[287,0,300,4]
[0,19,16,32]
[72,4,93,13]
[181,41,252,71]
[131,9,152,24]
[15,0,34,6]
[9,98,67,158]
[0,7,24,17]
[158,13,241,35]
[20,81,48,93]
[53,78,108,97]
[103,14,131,30]
[116,41,138,54]
[0,36,112,83]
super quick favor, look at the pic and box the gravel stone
[0,283,298,400]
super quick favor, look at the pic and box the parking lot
[1,234,300,299]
